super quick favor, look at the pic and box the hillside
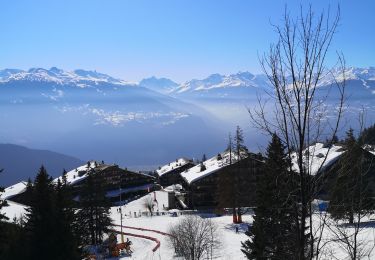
[0,143,84,186]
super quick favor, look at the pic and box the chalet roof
[54,160,99,185]
[180,151,250,184]
[156,158,193,177]
[364,144,375,156]
[1,181,28,200]
[291,142,375,176]
[53,161,155,185]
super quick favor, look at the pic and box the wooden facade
[315,149,375,200]
[158,162,195,187]
[182,154,264,209]
[71,164,156,204]
[9,163,156,206]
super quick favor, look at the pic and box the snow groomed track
[111,224,172,253]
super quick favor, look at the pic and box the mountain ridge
[0,143,84,187]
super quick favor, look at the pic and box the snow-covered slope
[318,67,375,87]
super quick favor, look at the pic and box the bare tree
[168,215,221,260]
[249,5,346,259]
[143,195,155,215]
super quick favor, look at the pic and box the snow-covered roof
[156,158,192,177]
[1,181,28,200]
[291,143,346,176]
[53,161,155,186]
[363,144,375,156]
[180,151,247,184]
[292,143,375,176]
[53,161,99,185]
[164,184,183,192]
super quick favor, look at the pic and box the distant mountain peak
[172,71,268,94]
[0,67,129,86]
[139,76,178,94]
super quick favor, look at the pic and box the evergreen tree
[234,125,247,160]
[242,134,297,259]
[0,169,9,224]
[234,126,249,223]
[329,129,375,223]
[25,166,57,260]
[359,123,375,145]
[216,132,237,222]
[77,171,112,246]
[54,170,81,260]
[0,169,9,257]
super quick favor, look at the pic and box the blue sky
[0,0,374,82]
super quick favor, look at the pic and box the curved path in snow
[111,224,172,252]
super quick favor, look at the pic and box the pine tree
[234,125,247,160]
[359,123,375,145]
[0,169,9,222]
[216,132,237,221]
[329,129,375,223]
[77,171,112,246]
[0,169,10,257]
[234,126,248,223]
[25,166,57,260]
[54,170,81,260]
[242,134,297,259]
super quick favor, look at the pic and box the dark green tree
[234,125,249,222]
[0,169,10,257]
[242,134,297,259]
[0,169,8,222]
[234,125,247,160]
[329,129,375,224]
[25,166,57,260]
[54,170,81,260]
[359,123,375,145]
[76,171,112,246]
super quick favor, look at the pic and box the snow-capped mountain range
[0,67,131,87]
[171,72,269,94]
[0,66,374,169]
[1,66,375,95]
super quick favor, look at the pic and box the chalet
[5,161,157,205]
[156,158,195,187]
[180,151,264,209]
[291,143,375,200]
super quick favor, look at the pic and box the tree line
[0,166,112,260]
[241,126,375,260]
